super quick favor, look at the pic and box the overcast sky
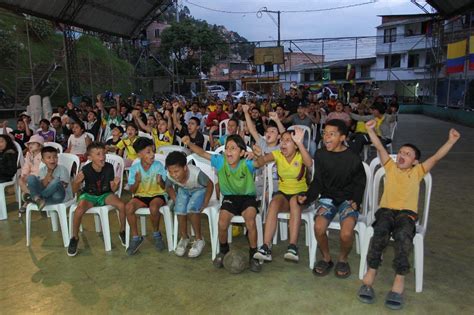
[182,0,433,41]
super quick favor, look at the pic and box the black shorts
[220,195,258,216]
[134,195,166,207]
[273,191,300,202]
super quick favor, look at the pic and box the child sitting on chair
[68,142,125,257]
[165,151,213,258]
[116,123,138,168]
[19,135,44,214]
[357,120,460,310]
[26,146,72,210]
[209,118,239,150]
[183,134,262,272]
[125,137,168,256]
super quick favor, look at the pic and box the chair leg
[26,206,32,246]
[125,221,130,248]
[50,211,59,232]
[140,216,147,236]
[308,217,316,269]
[280,221,288,241]
[272,220,279,245]
[160,206,174,252]
[57,206,70,247]
[68,205,75,237]
[256,214,263,247]
[94,214,102,233]
[358,227,373,280]
[0,186,8,220]
[414,234,424,293]
[99,210,112,251]
[227,225,233,244]
[173,214,179,251]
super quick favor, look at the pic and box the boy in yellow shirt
[358,120,460,310]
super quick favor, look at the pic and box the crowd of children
[0,88,461,310]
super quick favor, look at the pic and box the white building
[374,14,437,101]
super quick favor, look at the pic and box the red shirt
[206,111,229,127]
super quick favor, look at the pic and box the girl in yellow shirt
[253,127,313,263]
[116,123,139,168]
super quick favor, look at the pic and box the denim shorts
[315,198,359,222]
[174,188,206,215]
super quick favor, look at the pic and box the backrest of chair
[219,119,229,138]
[390,122,397,140]
[44,142,63,153]
[0,127,13,135]
[215,144,252,154]
[287,125,312,151]
[13,140,24,167]
[187,153,218,200]
[361,161,371,216]
[138,131,153,140]
[154,153,167,166]
[86,132,95,142]
[266,162,275,204]
[175,135,183,146]
[369,154,397,180]
[372,167,432,232]
[203,134,209,150]
[58,153,80,177]
[156,145,190,155]
[105,154,125,197]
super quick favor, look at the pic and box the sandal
[385,291,404,310]
[357,285,376,304]
[312,260,334,277]
[335,261,351,278]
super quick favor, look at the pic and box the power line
[184,0,377,15]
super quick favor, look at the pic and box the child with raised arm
[182,134,262,272]
[165,151,213,258]
[357,120,460,310]
[68,142,126,257]
[253,127,313,263]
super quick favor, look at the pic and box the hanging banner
[469,36,474,71]
[446,39,466,74]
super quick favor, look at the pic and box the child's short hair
[133,137,154,153]
[225,135,246,151]
[228,118,239,126]
[75,121,85,131]
[41,146,59,156]
[400,143,421,160]
[40,119,50,126]
[51,116,61,123]
[325,119,349,136]
[126,122,138,132]
[86,142,106,154]
[165,151,187,168]
[266,120,279,131]
[189,117,200,125]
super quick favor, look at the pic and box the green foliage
[29,17,53,40]
[0,29,16,67]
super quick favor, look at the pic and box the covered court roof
[0,0,172,38]
[426,0,474,18]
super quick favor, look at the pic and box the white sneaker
[175,238,189,257]
[188,239,205,258]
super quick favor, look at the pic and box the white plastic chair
[169,154,220,259]
[309,162,371,270]
[124,156,174,252]
[288,125,312,152]
[214,145,252,154]
[68,154,125,251]
[0,142,23,220]
[44,141,63,153]
[25,153,80,247]
[359,167,432,293]
[0,127,13,135]
[138,131,153,140]
[218,119,229,138]
[85,132,95,142]
[363,122,398,161]
[156,145,190,156]
[203,134,209,150]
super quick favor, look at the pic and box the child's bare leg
[339,216,356,262]
[149,198,164,232]
[218,210,233,245]
[178,215,188,239]
[105,194,126,232]
[189,213,202,239]
[242,207,257,248]
[126,199,145,237]
[392,275,405,294]
[314,209,331,261]
[263,195,287,245]
[72,200,93,238]
[363,268,378,286]
[288,196,302,245]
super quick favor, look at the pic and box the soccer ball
[223,251,248,274]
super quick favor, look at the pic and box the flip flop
[385,291,404,310]
[357,285,376,304]
[312,260,334,277]
[335,261,351,278]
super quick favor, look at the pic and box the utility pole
[261,8,281,47]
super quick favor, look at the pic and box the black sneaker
[67,237,79,257]
[249,258,262,273]
[22,193,32,203]
[253,244,272,262]
[118,231,126,247]
[284,244,299,262]
[213,252,225,268]
[126,236,144,256]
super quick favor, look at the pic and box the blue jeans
[174,188,206,215]
[315,198,359,222]
[27,176,66,205]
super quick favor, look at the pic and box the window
[304,72,311,82]
[384,28,396,43]
[425,52,432,66]
[408,54,420,68]
[264,64,273,72]
[361,65,371,78]
[154,29,160,38]
[384,54,401,69]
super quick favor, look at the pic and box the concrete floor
[1,114,473,314]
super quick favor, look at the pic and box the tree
[158,19,229,76]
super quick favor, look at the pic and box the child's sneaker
[154,234,165,252]
[213,252,225,268]
[118,231,126,247]
[188,239,205,258]
[126,236,144,256]
[284,244,299,262]
[19,202,28,214]
[175,238,189,256]
[67,237,79,257]
[253,244,272,262]
[249,258,262,273]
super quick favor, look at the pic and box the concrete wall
[399,104,474,127]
